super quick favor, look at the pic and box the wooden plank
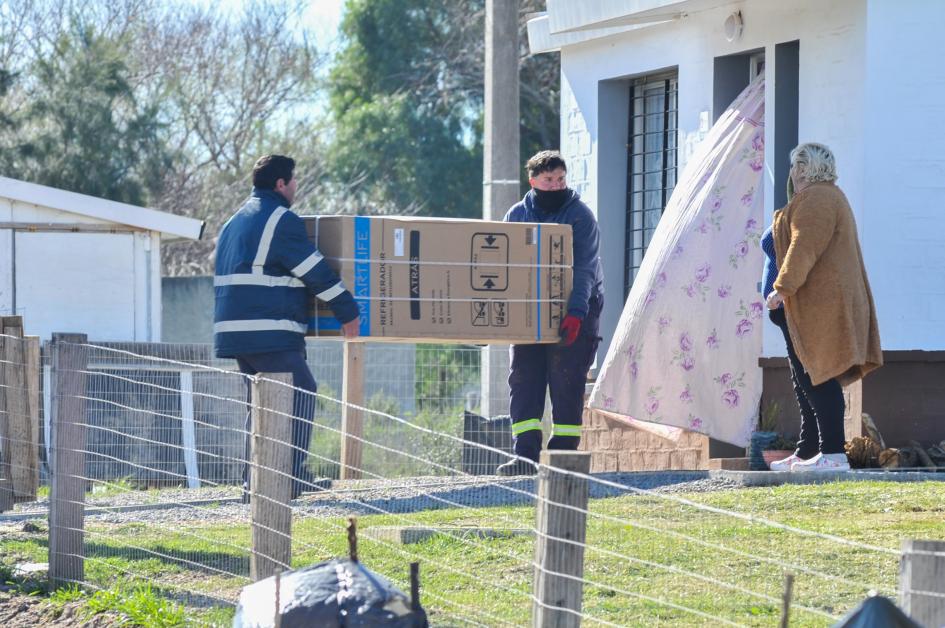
[340,342,364,480]
[708,457,751,471]
[250,372,293,582]
[900,539,945,627]
[179,370,200,489]
[1,318,34,500]
[48,333,89,589]
[533,451,591,628]
[24,336,40,501]
[842,380,863,441]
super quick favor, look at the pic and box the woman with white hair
[762,142,883,472]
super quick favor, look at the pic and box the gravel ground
[2,471,740,526]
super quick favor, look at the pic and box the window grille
[625,72,678,296]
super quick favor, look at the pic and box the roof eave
[527,12,675,55]
[0,176,204,240]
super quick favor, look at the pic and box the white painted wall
[862,0,945,350]
[0,197,162,341]
[552,0,924,359]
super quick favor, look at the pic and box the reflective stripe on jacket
[213,188,358,358]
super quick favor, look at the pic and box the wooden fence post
[900,539,945,627]
[0,317,38,503]
[340,342,364,480]
[0,336,13,512]
[48,333,89,589]
[0,320,15,511]
[25,336,40,500]
[533,450,591,628]
[250,372,294,581]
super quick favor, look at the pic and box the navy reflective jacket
[504,189,604,318]
[213,188,359,358]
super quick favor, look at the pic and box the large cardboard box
[303,216,572,343]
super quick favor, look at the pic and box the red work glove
[558,314,582,347]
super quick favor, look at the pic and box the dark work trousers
[236,349,318,495]
[769,307,845,456]
[508,296,603,462]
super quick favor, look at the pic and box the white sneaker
[769,453,805,472]
[791,452,851,472]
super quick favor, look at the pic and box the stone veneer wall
[579,408,710,472]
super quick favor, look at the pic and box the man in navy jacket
[215,154,360,498]
[498,151,604,475]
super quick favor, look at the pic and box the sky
[300,0,346,54]
[187,0,347,119]
[192,0,346,54]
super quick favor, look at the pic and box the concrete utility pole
[481,0,520,418]
[483,0,521,220]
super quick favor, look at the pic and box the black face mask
[532,187,571,212]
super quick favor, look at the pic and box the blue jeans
[236,349,318,493]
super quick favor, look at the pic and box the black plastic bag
[233,558,428,627]
[832,595,923,628]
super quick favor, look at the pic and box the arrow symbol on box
[484,278,495,289]
[485,235,496,246]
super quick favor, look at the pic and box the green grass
[1,480,943,626]
[46,582,189,627]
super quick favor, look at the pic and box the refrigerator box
[302,215,572,344]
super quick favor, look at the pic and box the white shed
[0,176,204,341]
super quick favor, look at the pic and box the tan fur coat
[773,182,882,386]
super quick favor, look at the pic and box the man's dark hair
[525,150,567,178]
[252,154,295,189]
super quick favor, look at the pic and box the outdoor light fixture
[724,10,743,42]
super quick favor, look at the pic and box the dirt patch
[0,588,123,627]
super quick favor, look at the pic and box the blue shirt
[760,224,781,308]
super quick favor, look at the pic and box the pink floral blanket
[589,76,766,447]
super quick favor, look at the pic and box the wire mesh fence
[1,334,943,627]
[35,340,494,488]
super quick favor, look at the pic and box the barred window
[625,72,678,296]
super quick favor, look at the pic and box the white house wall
[862,0,945,350]
[557,0,878,358]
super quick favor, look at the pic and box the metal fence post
[900,539,945,626]
[250,372,294,581]
[179,369,200,489]
[48,333,89,589]
[533,450,591,628]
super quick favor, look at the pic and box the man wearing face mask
[496,150,605,476]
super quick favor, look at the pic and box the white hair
[790,142,838,184]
